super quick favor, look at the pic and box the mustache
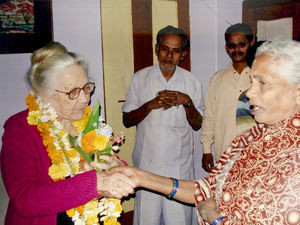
[231,51,244,56]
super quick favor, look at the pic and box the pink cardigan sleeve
[1,111,100,217]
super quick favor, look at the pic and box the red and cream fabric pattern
[195,112,300,225]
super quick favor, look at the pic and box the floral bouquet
[69,101,125,170]
[68,101,126,225]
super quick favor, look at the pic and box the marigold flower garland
[26,92,124,225]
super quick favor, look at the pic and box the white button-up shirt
[122,64,204,178]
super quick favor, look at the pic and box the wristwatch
[183,98,193,108]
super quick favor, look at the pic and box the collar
[153,63,180,83]
[226,62,251,75]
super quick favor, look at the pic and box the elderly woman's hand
[109,166,141,186]
[96,170,137,199]
[197,197,221,224]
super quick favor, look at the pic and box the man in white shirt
[122,25,203,225]
[200,23,256,172]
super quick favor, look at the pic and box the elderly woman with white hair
[111,39,300,225]
[0,42,135,225]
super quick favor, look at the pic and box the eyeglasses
[55,82,95,100]
[227,42,248,49]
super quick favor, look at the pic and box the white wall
[51,0,104,111]
[0,0,243,222]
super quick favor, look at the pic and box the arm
[123,91,180,128]
[122,71,172,128]
[200,77,217,172]
[110,166,196,204]
[0,115,134,217]
[183,96,202,131]
[156,90,202,131]
[122,101,152,128]
[0,117,99,217]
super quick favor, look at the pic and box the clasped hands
[149,90,190,110]
[79,156,137,199]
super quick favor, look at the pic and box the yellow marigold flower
[71,164,80,175]
[77,205,84,214]
[66,148,78,158]
[85,200,98,210]
[46,143,56,152]
[57,130,66,139]
[72,106,91,133]
[38,123,50,135]
[66,208,76,217]
[48,149,64,163]
[26,94,39,111]
[94,134,109,151]
[49,163,69,180]
[81,130,97,153]
[115,203,122,213]
[86,214,99,225]
[103,217,120,225]
[37,124,43,132]
[27,111,41,125]
[43,135,55,146]
[112,199,121,205]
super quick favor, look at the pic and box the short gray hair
[255,40,300,85]
[28,42,88,97]
[156,25,190,51]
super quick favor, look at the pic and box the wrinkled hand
[197,197,220,224]
[96,170,137,199]
[109,166,141,187]
[149,90,190,110]
[202,153,214,172]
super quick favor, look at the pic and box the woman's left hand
[197,197,220,224]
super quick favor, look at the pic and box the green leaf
[83,101,100,136]
[69,135,93,164]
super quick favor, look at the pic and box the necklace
[26,92,122,225]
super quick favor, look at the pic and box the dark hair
[246,40,265,67]
[225,23,254,43]
[156,25,190,51]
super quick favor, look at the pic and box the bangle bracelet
[167,178,178,199]
[211,217,226,225]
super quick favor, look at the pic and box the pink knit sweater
[1,110,100,225]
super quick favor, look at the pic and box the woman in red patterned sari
[111,40,300,225]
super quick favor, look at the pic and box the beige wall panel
[152,0,178,64]
[101,0,135,212]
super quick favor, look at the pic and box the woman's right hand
[109,166,141,186]
[96,170,137,199]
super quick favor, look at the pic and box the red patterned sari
[195,112,300,225]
